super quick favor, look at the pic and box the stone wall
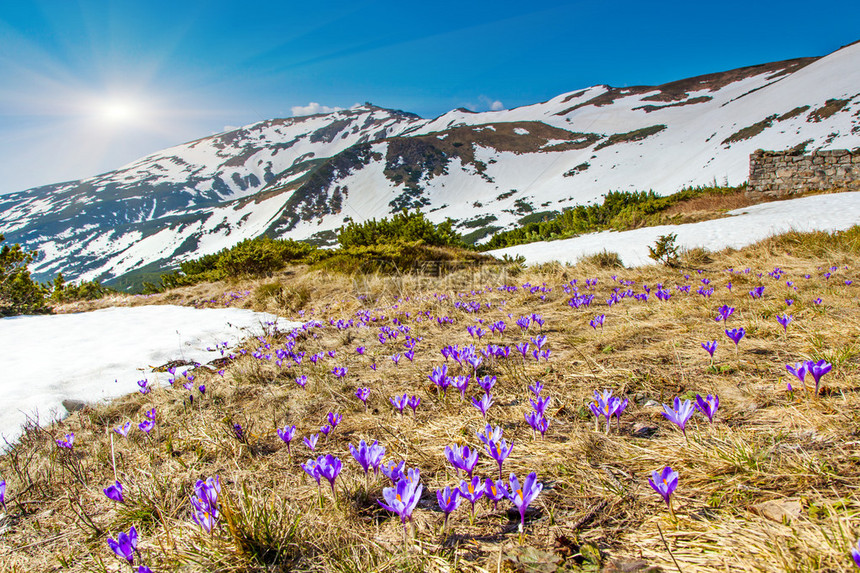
[748,149,860,198]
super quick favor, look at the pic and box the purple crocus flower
[231,422,244,442]
[471,393,494,419]
[484,477,507,510]
[851,539,860,568]
[749,286,765,299]
[302,459,321,485]
[661,398,696,438]
[806,359,833,395]
[477,424,503,447]
[355,387,370,409]
[524,411,544,439]
[115,422,131,438]
[303,433,319,452]
[295,375,308,389]
[327,412,342,429]
[725,327,745,348]
[104,481,124,503]
[407,395,421,413]
[648,466,679,518]
[192,476,221,515]
[530,395,550,417]
[505,472,543,539]
[715,305,735,323]
[451,375,470,398]
[107,526,138,564]
[437,486,461,530]
[695,394,719,423]
[331,366,347,379]
[316,454,343,496]
[515,342,530,360]
[535,416,550,437]
[319,425,331,438]
[381,460,406,484]
[531,335,548,351]
[445,444,479,477]
[465,354,483,372]
[701,340,717,359]
[590,389,615,432]
[485,437,514,479]
[56,433,74,449]
[390,394,408,414]
[477,375,497,394]
[0,479,6,511]
[609,396,628,431]
[349,440,386,475]
[786,361,808,392]
[379,474,423,531]
[529,381,543,396]
[589,314,605,330]
[776,313,792,333]
[458,476,486,523]
[277,425,296,454]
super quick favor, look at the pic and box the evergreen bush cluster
[337,210,463,248]
[145,212,472,292]
[50,273,113,303]
[0,234,49,316]
[149,237,315,292]
[480,184,743,251]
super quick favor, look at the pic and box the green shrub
[50,273,113,302]
[580,250,624,268]
[216,237,314,277]
[648,233,680,267]
[0,234,50,316]
[337,210,463,248]
[144,237,319,292]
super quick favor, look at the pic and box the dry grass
[2,229,860,572]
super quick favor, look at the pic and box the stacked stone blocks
[748,149,860,198]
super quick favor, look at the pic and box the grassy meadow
[2,227,860,572]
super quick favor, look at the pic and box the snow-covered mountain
[2,41,859,287]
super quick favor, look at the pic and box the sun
[98,99,138,124]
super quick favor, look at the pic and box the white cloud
[291,102,343,116]
[477,95,505,111]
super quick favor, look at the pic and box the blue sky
[0,0,857,195]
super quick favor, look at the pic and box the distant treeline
[478,183,745,251]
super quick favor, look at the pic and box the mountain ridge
[1,42,858,287]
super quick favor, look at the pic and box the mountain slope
[1,43,858,286]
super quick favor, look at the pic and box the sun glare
[101,100,136,123]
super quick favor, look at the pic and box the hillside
[0,42,858,287]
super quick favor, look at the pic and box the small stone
[62,399,87,413]
[631,423,658,438]
[752,499,802,523]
